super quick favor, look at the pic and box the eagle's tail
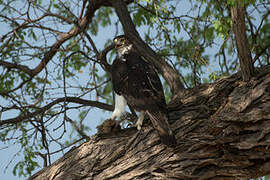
[146,110,177,147]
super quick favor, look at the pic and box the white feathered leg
[135,111,145,130]
[111,93,127,120]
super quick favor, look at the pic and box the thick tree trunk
[231,1,254,81]
[29,66,270,180]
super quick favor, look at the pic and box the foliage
[0,0,269,178]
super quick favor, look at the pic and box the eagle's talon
[136,122,142,131]
[134,111,145,131]
[130,122,141,130]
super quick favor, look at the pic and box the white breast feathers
[117,44,133,58]
[111,94,127,120]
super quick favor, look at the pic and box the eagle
[110,35,176,147]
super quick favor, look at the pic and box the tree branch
[0,97,113,127]
[0,0,113,78]
[231,1,254,81]
[253,43,270,64]
[0,60,33,76]
[98,44,114,73]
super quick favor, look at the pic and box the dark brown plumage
[111,35,176,147]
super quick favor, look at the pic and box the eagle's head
[113,35,133,57]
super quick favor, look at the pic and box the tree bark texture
[231,1,254,81]
[29,66,270,180]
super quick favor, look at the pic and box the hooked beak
[115,43,122,48]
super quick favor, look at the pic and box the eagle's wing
[124,52,176,146]
[111,58,128,96]
[124,52,166,110]
[142,56,167,109]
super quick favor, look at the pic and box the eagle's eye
[120,38,125,43]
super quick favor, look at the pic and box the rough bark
[231,1,254,81]
[29,66,270,180]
